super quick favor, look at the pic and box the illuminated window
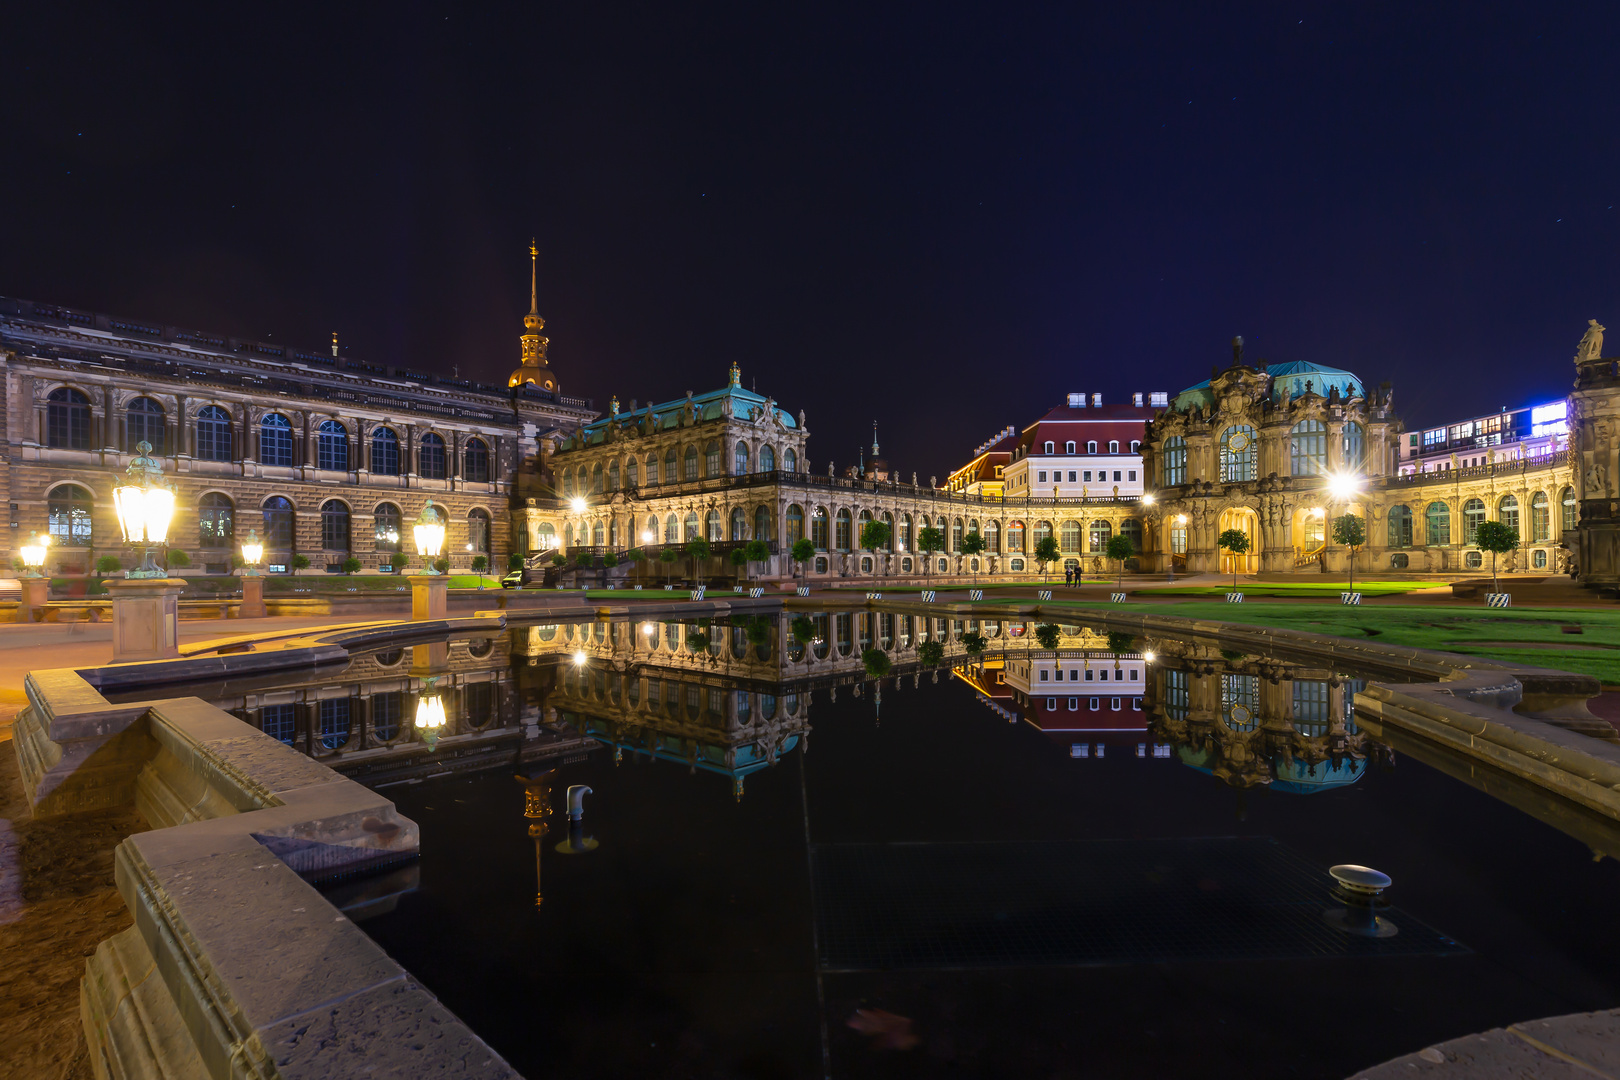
[47,387,91,449]
[197,406,233,462]
[419,433,446,479]
[1290,419,1327,476]
[199,493,235,549]
[47,484,94,545]
[260,413,293,467]
[1162,437,1187,485]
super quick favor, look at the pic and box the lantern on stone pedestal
[112,441,176,579]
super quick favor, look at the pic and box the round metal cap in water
[1329,864,1391,896]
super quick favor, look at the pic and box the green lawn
[1146,581,1440,598]
[1025,598,1620,685]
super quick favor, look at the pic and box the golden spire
[510,237,555,391]
[528,238,539,319]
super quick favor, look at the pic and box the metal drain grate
[810,837,1464,971]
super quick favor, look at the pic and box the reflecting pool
[127,611,1620,1078]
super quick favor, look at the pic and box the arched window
[787,504,805,543]
[665,447,678,483]
[1388,505,1413,548]
[755,504,771,541]
[374,503,402,551]
[468,509,491,553]
[1562,487,1578,532]
[984,520,1000,553]
[197,406,233,462]
[898,513,913,551]
[758,445,776,473]
[1033,520,1053,547]
[735,442,750,475]
[321,501,350,551]
[127,397,165,454]
[561,468,574,498]
[317,699,351,751]
[47,484,93,545]
[641,453,657,486]
[1289,419,1328,476]
[1426,501,1451,546]
[1220,426,1257,483]
[685,511,700,540]
[263,496,295,550]
[731,507,747,540]
[419,433,447,480]
[591,462,603,493]
[835,509,853,551]
[1162,436,1187,485]
[199,493,235,548]
[705,441,721,477]
[1088,520,1113,552]
[371,693,402,743]
[951,518,964,552]
[371,427,400,476]
[463,437,490,483]
[664,513,679,543]
[1342,422,1366,470]
[882,512,895,550]
[318,420,348,471]
[608,460,620,491]
[1060,520,1082,553]
[592,520,605,546]
[1530,492,1550,541]
[537,522,556,549]
[625,457,638,488]
[684,445,699,481]
[641,515,658,545]
[1121,518,1143,551]
[47,388,91,449]
[1007,521,1025,552]
[1463,498,1487,544]
[706,510,722,541]
[783,448,797,474]
[812,507,829,550]
[260,413,293,467]
[1498,494,1519,533]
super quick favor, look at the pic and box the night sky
[4,4,1615,476]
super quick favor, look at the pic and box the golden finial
[528,237,539,315]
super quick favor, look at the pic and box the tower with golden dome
[509,239,558,392]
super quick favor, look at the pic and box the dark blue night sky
[3,3,1614,475]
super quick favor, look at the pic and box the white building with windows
[1000,392,1164,501]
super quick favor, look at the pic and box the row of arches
[1160,422,1369,485]
[558,441,798,496]
[781,505,1144,556]
[1386,489,1575,548]
[45,388,492,480]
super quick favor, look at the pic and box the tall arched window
[1007,521,1025,552]
[1088,520,1113,552]
[468,509,491,553]
[374,503,402,551]
[665,513,679,544]
[197,406,233,462]
[898,513,913,551]
[685,511,700,540]
[1033,520,1053,547]
[1463,498,1486,544]
[1342,422,1366,470]
[951,518,964,552]
[371,427,400,475]
[463,438,490,483]
[419,433,447,479]
[1060,520,1082,552]
[1563,487,1578,531]
[1530,492,1550,541]
[47,388,91,449]
[625,457,638,488]
[260,413,293,467]
[706,510,722,541]
[665,447,678,482]
[645,453,659,486]
[608,461,620,491]
[984,520,1000,553]
[783,448,796,474]
[1121,518,1143,552]
[321,501,350,551]
[682,446,698,481]
[1162,437,1187,485]
[199,493,235,548]
[127,397,165,454]
[1388,505,1413,548]
[705,441,721,477]
[811,507,829,550]
[592,520,605,546]
[537,522,556,549]
[755,504,771,541]
[1289,420,1328,476]
[787,504,805,543]
[591,462,603,493]
[318,420,348,471]
[1220,425,1257,483]
[735,442,750,475]
[835,509,852,551]
[1498,494,1519,533]
[561,468,574,498]
[47,484,93,545]
[318,699,351,751]
[263,497,295,550]
[731,507,747,540]
[1426,501,1451,545]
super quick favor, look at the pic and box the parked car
[501,571,525,589]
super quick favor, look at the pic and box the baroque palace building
[0,244,593,576]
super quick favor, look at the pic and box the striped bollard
[865,591,883,601]
[664,584,674,591]
[633,584,642,590]
[689,586,706,601]
[1486,592,1512,607]
[921,590,936,602]
[750,587,764,598]
[1037,589,1052,601]
[1226,592,1245,604]
[969,589,984,601]
[1341,592,1361,605]
[1111,592,1127,603]
[797,586,810,597]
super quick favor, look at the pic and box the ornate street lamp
[112,441,176,579]
[412,504,446,574]
[19,533,49,577]
[239,528,264,575]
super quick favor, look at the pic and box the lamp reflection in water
[414,675,447,751]
[412,504,446,574]
[555,784,598,854]
[517,769,556,909]
[19,533,49,577]
[112,441,177,579]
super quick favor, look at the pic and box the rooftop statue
[1577,319,1606,363]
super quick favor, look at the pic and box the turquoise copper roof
[572,365,795,448]
[1171,360,1364,413]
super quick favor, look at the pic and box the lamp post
[18,534,49,623]
[410,504,449,620]
[238,528,267,618]
[106,441,183,661]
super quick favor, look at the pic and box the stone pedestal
[18,577,48,623]
[105,578,185,663]
[411,574,448,621]
[239,574,267,619]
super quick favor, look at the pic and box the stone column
[106,578,185,663]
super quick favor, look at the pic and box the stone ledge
[1349,1007,1620,1078]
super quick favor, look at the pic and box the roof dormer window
[1065,440,1075,454]
[1044,441,1055,454]
[1087,440,1098,454]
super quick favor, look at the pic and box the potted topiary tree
[164,549,192,575]
[684,536,710,587]
[342,556,362,575]
[508,552,526,573]
[917,640,945,667]
[959,529,986,583]
[744,538,770,583]
[390,552,410,574]
[660,546,679,586]
[791,537,815,589]
[1475,520,1519,597]
[862,648,892,679]
[1035,622,1062,651]
[1330,513,1366,594]
[1034,535,1061,582]
[729,547,749,582]
[1217,529,1250,592]
[860,519,892,579]
[1104,534,1135,590]
[291,554,311,573]
[918,526,944,577]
